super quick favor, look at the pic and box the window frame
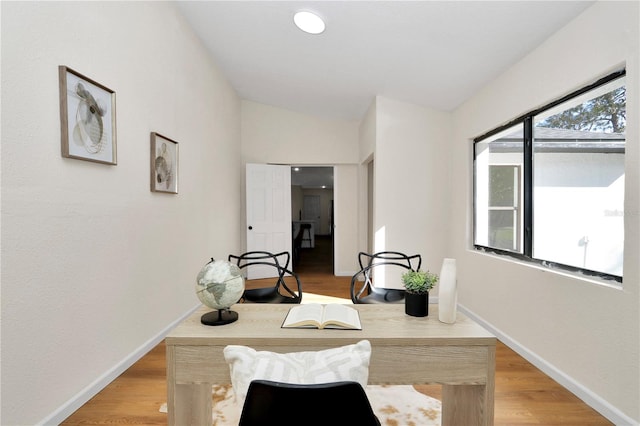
[473,69,626,284]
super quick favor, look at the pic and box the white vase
[438,258,457,324]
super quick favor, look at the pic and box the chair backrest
[228,251,302,303]
[350,251,422,304]
[239,379,381,426]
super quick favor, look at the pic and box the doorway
[291,166,334,274]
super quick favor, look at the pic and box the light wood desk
[166,303,496,426]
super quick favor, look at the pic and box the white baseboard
[458,303,638,426]
[38,304,200,426]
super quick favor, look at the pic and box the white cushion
[223,340,371,403]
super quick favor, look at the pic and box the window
[474,70,626,283]
[488,165,521,252]
[475,124,524,254]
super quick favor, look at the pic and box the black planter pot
[405,292,429,317]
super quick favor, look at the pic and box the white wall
[450,2,639,423]
[241,101,360,274]
[359,100,377,163]
[372,97,453,287]
[0,2,242,424]
[241,100,359,164]
[357,101,377,256]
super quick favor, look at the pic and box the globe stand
[200,309,239,326]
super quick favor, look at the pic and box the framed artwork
[150,132,179,194]
[59,66,117,165]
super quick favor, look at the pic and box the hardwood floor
[62,236,612,425]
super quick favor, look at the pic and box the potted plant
[402,269,438,317]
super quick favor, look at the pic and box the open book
[282,303,362,330]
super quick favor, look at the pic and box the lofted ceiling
[174,1,594,188]
[175,1,594,122]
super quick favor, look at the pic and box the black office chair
[239,379,381,426]
[350,251,422,304]
[228,251,302,303]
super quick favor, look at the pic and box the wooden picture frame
[59,66,117,165]
[150,132,179,194]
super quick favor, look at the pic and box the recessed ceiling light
[293,11,325,35]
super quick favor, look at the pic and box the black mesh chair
[239,379,381,426]
[350,251,422,304]
[228,251,302,303]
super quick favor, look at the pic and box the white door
[303,195,321,228]
[246,163,292,278]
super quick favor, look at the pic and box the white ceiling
[175,1,594,122]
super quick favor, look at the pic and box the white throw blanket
[160,384,441,425]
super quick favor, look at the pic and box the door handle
[248,226,253,230]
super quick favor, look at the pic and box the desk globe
[195,259,245,325]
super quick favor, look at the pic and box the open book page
[282,303,362,330]
[322,303,362,329]
[282,304,324,328]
